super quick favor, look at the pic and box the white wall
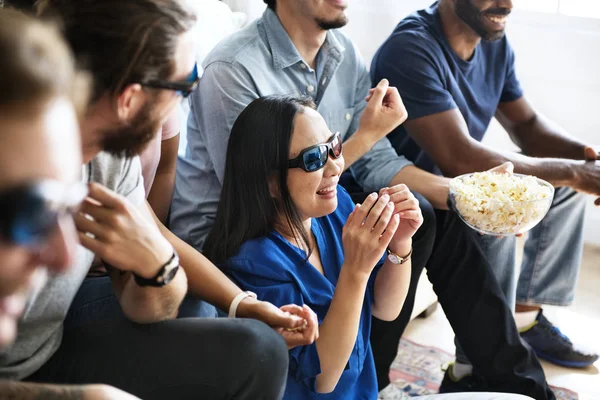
[228,0,600,244]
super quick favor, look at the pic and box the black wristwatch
[133,251,180,287]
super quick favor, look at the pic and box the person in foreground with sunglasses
[0,7,140,399]
[204,95,535,400]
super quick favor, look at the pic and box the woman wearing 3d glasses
[204,96,536,400]
[204,95,421,399]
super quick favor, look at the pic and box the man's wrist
[134,240,174,279]
[352,128,379,150]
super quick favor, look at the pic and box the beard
[315,14,348,30]
[100,102,163,158]
[455,0,511,42]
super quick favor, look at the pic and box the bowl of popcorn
[448,172,554,236]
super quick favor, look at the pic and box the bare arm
[315,193,401,393]
[76,183,187,324]
[372,185,421,320]
[149,204,306,330]
[372,240,412,321]
[152,206,252,312]
[314,269,371,393]
[496,97,589,160]
[402,108,580,187]
[342,80,408,170]
[107,201,187,323]
[147,133,179,224]
[0,382,139,400]
[389,165,450,210]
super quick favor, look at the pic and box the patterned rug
[389,338,579,399]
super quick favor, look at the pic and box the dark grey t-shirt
[0,152,145,380]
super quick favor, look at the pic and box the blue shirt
[370,1,523,175]
[170,8,412,250]
[223,187,383,400]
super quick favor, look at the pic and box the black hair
[204,95,316,265]
[263,0,275,11]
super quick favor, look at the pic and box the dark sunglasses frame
[0,180,88,246]
[288,132,342,172]
[140,63,200,98]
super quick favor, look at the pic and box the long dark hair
[204,95,316,265]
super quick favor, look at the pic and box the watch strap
[133,251,179,287]
[386,247,413,265]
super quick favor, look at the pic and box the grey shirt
[0,153,145,380]
[170,8,412,250]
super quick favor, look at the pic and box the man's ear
[116,83,145,122]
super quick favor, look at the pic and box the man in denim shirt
[171,1,554,398]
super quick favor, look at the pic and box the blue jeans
[65,276,218,330]
[456,186,586,364]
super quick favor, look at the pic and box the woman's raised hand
[342,192,400,276]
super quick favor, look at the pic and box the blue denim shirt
[170,8,412,249]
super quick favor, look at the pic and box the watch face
[388,254,401,265]
[160,264,179,285]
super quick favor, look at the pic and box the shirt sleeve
[226,262,322,393]
[161,108,181,141]
[117,156,146,206]
[373,31,457,121]
[500,40,524,103]
[191,61,260,183]
[345,50,414,192]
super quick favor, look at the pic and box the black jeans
[341,174,554,400]
[26,318,289,400]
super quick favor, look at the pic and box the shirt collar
[261,8,345,70]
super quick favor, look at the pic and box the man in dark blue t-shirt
[371,0,600,390]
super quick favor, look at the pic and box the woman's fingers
[349,192,377,229]
[380,214,400,247]
[373,202,394,237]
[364,194,390,229]
[397,210,421,221]
[393,197,420,214]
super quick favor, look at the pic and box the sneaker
[520,310,599,368]
[439,362,488,393]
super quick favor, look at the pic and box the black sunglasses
[0,181,88,247]
[140,63,200,98]
[288,132,342,172]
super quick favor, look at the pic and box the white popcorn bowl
[448,173,555,236]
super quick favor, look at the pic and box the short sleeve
[372,31,457,120]
[161,108,181,141]
[226,261,322,393]
[500,41,523,103]
[117,156,146,206]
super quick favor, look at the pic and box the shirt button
[300,63,307,70]
[322,77,327,85]
[307,85,315,93]
[345,113,351,121]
